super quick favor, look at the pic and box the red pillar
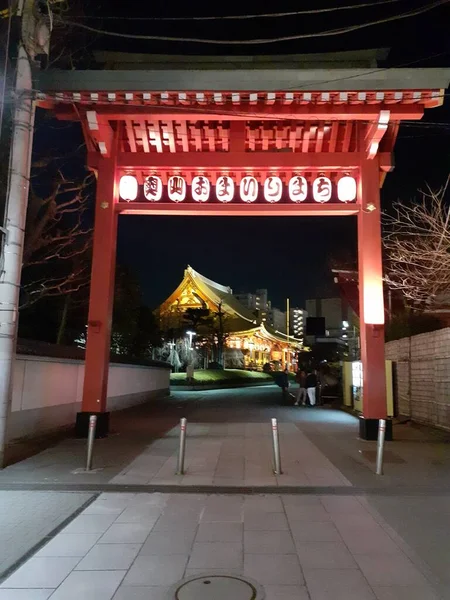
[76,157,118,437]
[357,157,389,439]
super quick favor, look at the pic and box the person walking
[294,369,307,406]
[306,369,318,407]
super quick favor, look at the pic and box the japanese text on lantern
[264,177,282,203]
[144,175,163,201]
[119,174,357,204]
[168,176,186,202]
[240,176,258,203]
[216,176,234,203]
[313,176,332,203]
[192,176,210,202]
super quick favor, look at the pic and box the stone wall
[386,328,450,430]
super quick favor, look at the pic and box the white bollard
[176,418,187,475]
[271,418,283,475]
[375,419,386,475]
[85,415,97,471]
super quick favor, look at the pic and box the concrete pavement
[0,385,449,597]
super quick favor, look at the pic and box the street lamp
[186,330,196,349]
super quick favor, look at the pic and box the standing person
[279,367,290,403]
[294,369,307,406]
[306,369,318,407]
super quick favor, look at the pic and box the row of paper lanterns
[119,174,357,204]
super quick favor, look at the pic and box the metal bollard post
[375,418,386,475]
[271,418,283,475]
[85,415,97,471]
[176,417,187,475]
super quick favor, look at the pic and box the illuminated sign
[168,176,186,202]
[216,175,234,202]
[240,176,258,203]
[192,175,210,202]
[119,175,138,201]
[264,176,282,203]
[288,176,308,202]
[119,173,357,204]
[313,176,332,203]
[143,175,163,201]
[337,175,357,202]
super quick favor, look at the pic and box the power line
[54,0,450,45]
[62,0,404,21]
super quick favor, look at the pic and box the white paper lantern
[288,176,307,202]
[119,175,138,202]
[264,176,282,203]
[192,176,210,202]
[337,175,357,202]
[143,175,162,201]
[313,176,332,203]
[168,176,186,202]
[240,176,258,203]
[216,176,234,203]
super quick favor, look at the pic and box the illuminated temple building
[158,266,301,370]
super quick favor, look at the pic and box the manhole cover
[168,573,265,600]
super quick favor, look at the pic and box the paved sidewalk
[1,386,450,597]
[0,491,441,600]
[109,422,351,487]
[0,491,93,581]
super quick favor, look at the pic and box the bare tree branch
[383,178,450,308]
[20,163,94,309]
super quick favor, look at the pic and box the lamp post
[186,331,196,349]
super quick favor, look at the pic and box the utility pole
[0,0,50,467]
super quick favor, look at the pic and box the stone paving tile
[244,554,304,586]
[112,587,170,600]
[0,491,92,579]
[244,531,296,554]
[114,505,164,523]
[0,556,80,589]
[187,542,243,570]
[244,495,284,512]
[36,533,102,557]
[264,585,311,600]
[123,555,188,587]
[98,522,155,544]
[244,512,289,531]
[63,514,117,535]
[371,585,441,600]
[75,543,141,570]
[295,541,358,569]
[0,591,54,599]
[290,521,343,542]
[354,553,431,587]
[140,530,197,555]
[195,522,243,543]
[49,569,126,600]
[285,504,331,522]
[302,567,377,600]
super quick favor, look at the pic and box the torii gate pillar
[357,158,390,440]
[75,157,118,437]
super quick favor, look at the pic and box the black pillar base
[359,417,393,441]
[75,412,110,438]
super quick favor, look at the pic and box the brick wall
[386,328,450,430]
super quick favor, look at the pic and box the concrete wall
[386,328,450,430]
[7,356,170,442]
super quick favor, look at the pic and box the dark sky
[52,0,450,310]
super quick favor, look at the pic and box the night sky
[51,0,450,310]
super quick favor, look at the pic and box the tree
[383,181,450,309]
[20,163,94,308]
